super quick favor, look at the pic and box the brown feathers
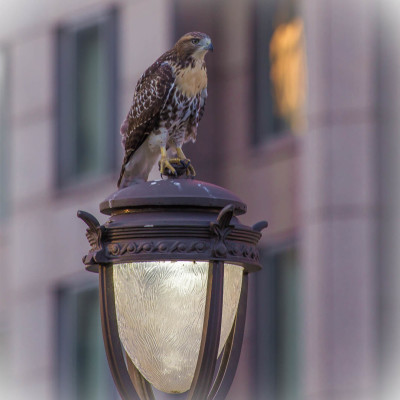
[118,32,212,187]
[174,32,210,60]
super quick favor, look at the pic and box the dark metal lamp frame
[78,179,267,400]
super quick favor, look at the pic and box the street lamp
[78,177,267,400]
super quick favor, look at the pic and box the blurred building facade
[0,0,399,399]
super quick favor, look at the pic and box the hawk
[118,32,213,188]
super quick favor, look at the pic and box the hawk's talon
[159,150,196,178]
[180,160,189,167]
[175,148,196,177]
[186,163,196,178]
[178,158,196,177]
[159,157,177,177]
[177,159,196,177]
[168,158,182,164]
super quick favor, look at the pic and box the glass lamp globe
[113,261,243,394]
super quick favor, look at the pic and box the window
[253,246,301,400]
[56,9,118,187]
[253,0,306,143]
[57,281,117,400]
[0,48,9,220]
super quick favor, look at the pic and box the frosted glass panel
[113,261,243,393]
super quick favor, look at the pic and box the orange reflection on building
[270,17,307,134]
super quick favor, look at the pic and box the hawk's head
[174,32,213,61]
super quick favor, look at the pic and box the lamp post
[78,177,267,400]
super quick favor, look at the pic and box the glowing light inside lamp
[113,261,243,394]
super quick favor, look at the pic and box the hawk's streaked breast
[174,61,208,98]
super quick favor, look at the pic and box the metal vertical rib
[187,261,225,400]
[208,273,249,399]
[99,265,143,400]
[126,352,155,400]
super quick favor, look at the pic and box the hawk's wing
[120,61,175,153]
[118,62,175,187]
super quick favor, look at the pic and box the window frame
[252,0,303,145]
[55,7,118,189]
[56,276,118,400]
[252,241,302,400]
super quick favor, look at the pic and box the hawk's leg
[159,146,177,176]
[170,147,196,177]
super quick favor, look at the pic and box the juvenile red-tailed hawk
[118,32,213,188]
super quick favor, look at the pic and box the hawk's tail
[117,165,125,188]
[117,150,134,188]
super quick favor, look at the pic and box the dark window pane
[75,25,108,177]
[253,0,306,143]
[56,10,117,187]
[275,249,300,400]
[253,247,301,400]
[57,284,117,400]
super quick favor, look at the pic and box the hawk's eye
[191,38,200,45]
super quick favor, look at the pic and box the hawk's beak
[203,39,213,52]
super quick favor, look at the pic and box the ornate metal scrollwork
[210,204,235,258]
[77,210,109,266]
[106,240,210,257]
